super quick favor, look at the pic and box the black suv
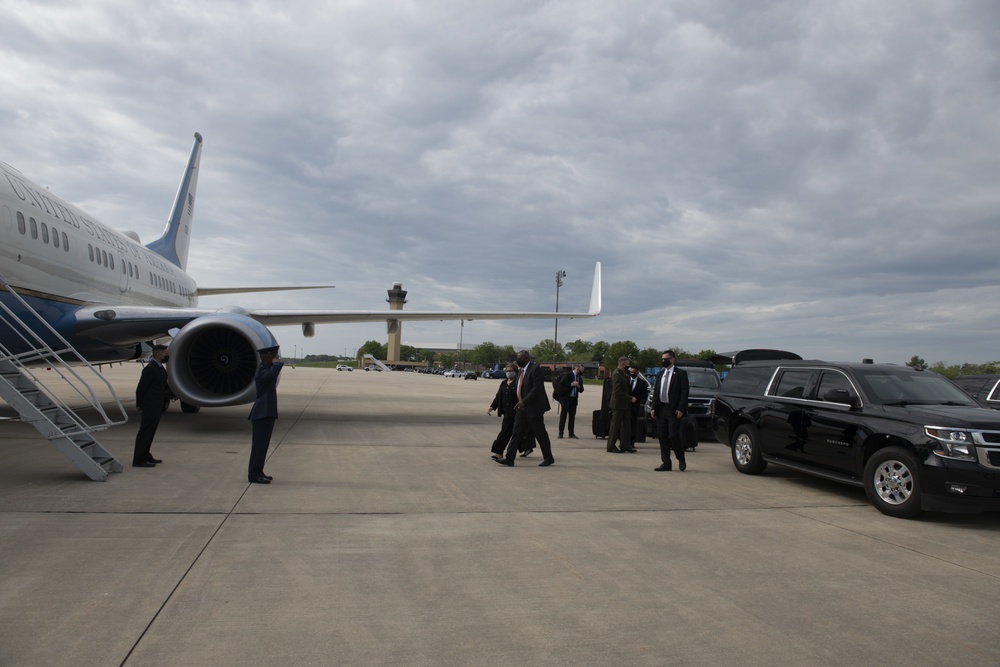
[952,375,1000,411]
[712,360,1000,518]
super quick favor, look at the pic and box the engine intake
[167,313,278,408]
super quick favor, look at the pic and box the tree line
[331,339,717,370]
[906,356,1000,379]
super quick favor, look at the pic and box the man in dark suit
[650,349,690,471]
[606,356,632,453]
[626,361,650,452]
[133,344,169,467]
[496,350,555,467]
[247,345,283,484]
[556,363,585,439]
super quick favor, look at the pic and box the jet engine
[167,313,279,408]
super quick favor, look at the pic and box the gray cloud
[1,0,998,364]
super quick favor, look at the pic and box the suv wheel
[731,424,767,474]
[864,447,923,519]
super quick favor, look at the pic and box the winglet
[588,262,602,315]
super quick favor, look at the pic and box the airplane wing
[251,262,602,326]
[195,285,335,297]
[73,262,601,345]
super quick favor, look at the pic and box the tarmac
[1,364,999,666]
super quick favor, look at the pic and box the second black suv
[952,375,1000,411]
[712,360,1000,518]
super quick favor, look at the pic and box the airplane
[0,133,601,411]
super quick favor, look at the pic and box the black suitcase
[634,416,647,443]
[681,415,698,450]
[592,409,609,438]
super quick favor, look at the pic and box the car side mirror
[824,388,859,407]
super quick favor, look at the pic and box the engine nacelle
[167,313,279,408]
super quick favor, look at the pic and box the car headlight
[925,427,977,461]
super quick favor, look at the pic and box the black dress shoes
[147,456,163,464]
[654,464,671,471]
[624,449,638,453]
[249,476,271,484]
[568,434,578,439]
[679,461,687,471]
[538,459,554,467]
[495,458,514,466]
[557,434,564,439]
[262,474,273,481]
[607,447,621,453]
[520,448,534,457]
[132,461,156,468]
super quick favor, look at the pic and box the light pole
[459,319,464,368]
[554,270,566,369]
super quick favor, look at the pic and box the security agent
[247,345,283,484]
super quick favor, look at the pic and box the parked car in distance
[952,375,1000,411]
[443,369,463,377]
[335,365,353,372]
[712,359,1000,518]
[463,371,478,380]
[364,365,382,372]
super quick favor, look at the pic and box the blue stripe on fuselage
[0,292,139,364]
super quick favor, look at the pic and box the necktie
[571,373,578,397]
[661,369,672,402]
[517,367,525,401]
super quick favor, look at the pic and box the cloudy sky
[1,0,998,365]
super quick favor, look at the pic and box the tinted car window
[816,370,856,401]
[688,369,720,390]
[770,369,812,398]
[988,380,1000,402]
[722,365,774,394]
[855,369,976,405]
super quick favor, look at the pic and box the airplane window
[110,255,114,271]
[53,231,60,249]
[62,232,69,251]
[41,223,49,244]
[17,212,25,234]
[30,217,38,239]
[101,249,108,267]
[88,245,94,262]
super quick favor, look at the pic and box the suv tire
[864,447,923,519]
[731,424,767,474]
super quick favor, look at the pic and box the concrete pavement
[1,365,999,666]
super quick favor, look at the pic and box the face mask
[516,358,527,368]
[662,359,673,368]
[162,355,170,363]
[506,371,517,379]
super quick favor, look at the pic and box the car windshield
[854,369,976,406]
[687,370,720,391]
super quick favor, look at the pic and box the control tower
[386,282,407,363]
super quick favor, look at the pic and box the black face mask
[516,358,527,368]
[661,359,673,368]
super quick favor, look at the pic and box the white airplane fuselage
[0,162,196,362]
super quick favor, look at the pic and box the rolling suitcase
[681,415,698,451]
[592,409,609,438]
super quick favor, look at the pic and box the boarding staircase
[361,354,392,372]
[0,274,128,480]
